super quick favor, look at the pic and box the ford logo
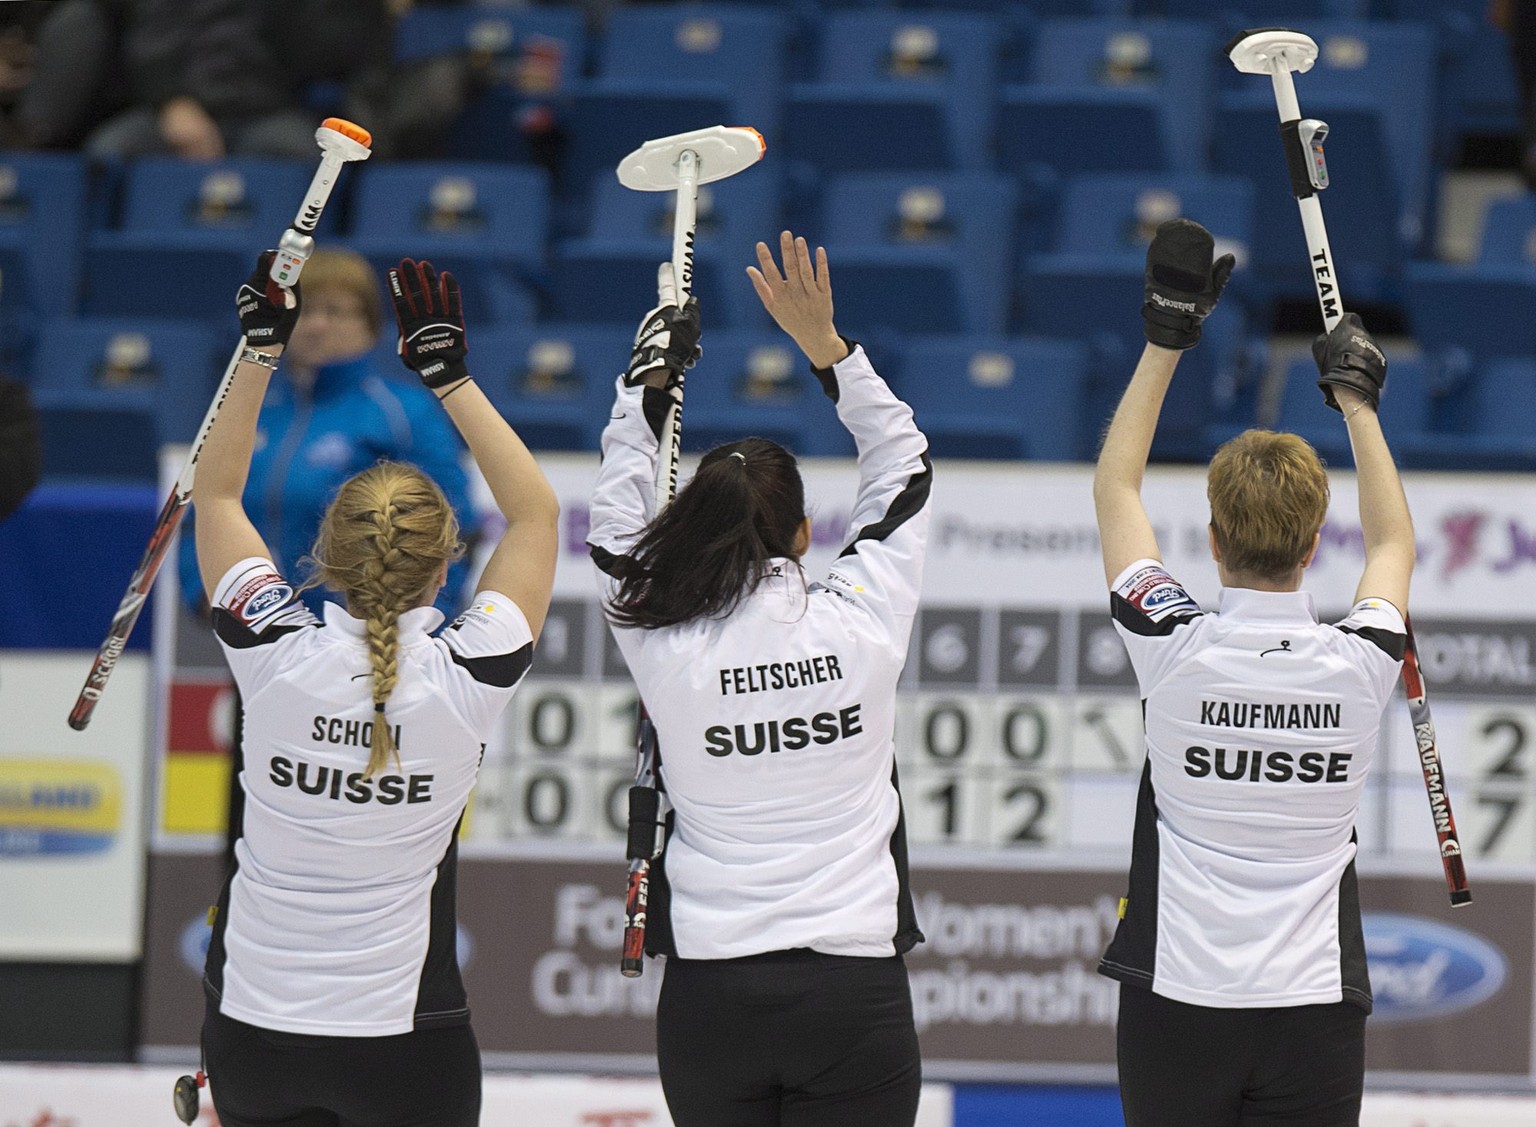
[1141,584,1189,609]
[246,585,291,615]
[1363,912,1506,1023]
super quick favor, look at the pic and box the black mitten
[1312,312,1387,413]
[1142,219,1236,351]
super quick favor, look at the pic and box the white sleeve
[818,345,933,651]
[1332,596,1407,700]
[1108,558,1205,695]
[587,374,673,601]
[211,557,320,690]
[437,590,536,735]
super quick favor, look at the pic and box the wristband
[240,346,280,370]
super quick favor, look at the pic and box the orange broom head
[320,118,372,148]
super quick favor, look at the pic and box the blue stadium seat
[1132,1,1366,17]
[784,11,1002,178]
[83,158,324,322]
[1051,174,1254,261]
[1390,0,1522,147]
[392,4,586,165]
[1474,195,1536,267]
[1020,172,1259,455]
[548,165,780,329]
[1211,21,1437,308]
[462,324,630,452]
[345,162,549,326]
[1272,352,1431,469]
[1400,263,1536,372]
[896,335,1090,461]
[1015,253,1253,461]
[676,330,856,458]
[33,392,160,482]
[818,172,1019,335]
[1455,358,1536,469]
[32,317,224,447]
[0,153,89,323]
[560,6,788,212]
[1003,19,1218,176]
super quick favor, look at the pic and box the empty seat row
[359,6,1496,311]
[29,321,1109,481]
[35,309,1536,487]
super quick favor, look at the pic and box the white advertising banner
[527,456,1536,618]
[0,651,150,960]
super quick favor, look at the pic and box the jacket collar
[1217,585,1318,624]
[322,601,445,639]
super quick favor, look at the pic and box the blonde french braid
[300,462,465,779]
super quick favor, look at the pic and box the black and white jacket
[203,558,533,1035]
[589,345,932,961]
[1098,559,1406,1012]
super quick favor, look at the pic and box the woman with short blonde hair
[1092,220,1414,1127]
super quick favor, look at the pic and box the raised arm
[1094,220,1234,585]
[749,231,931,640]
[1313,314,1414,613]
[195,252,299,598]
[387,258,559,639]
[587,262,701,584]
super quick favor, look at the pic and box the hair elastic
[374,701,386,713]
[730,451,747,465]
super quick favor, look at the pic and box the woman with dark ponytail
[191,253,558,1125]
[590,231,934,1127]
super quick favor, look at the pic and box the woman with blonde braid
[192,252,558,1127]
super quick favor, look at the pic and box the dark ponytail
[606,438,806,630]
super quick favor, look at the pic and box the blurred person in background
[17,0,392,157]
[179,247,474,620]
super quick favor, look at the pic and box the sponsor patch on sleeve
[1115,563,1200,623]
[222,567,300,632]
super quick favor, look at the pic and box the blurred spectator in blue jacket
[178,248,475,618]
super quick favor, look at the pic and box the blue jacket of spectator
[179,352,474,616]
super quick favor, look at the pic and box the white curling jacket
[1098,559,1405,1011]
[203,558,534,1035]
[588,345,932,961]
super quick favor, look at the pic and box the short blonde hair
[1207,429,1330,581]
[298,247,384,337]
[300,462,464,778]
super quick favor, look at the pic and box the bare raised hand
[746,231,848,369]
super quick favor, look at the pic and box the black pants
[656,948,922,1127]
[203,1007,481,1127]
[1116,983,1367,1127]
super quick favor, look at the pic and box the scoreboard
[158,454,1536,878]
[469,598,1536,868]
